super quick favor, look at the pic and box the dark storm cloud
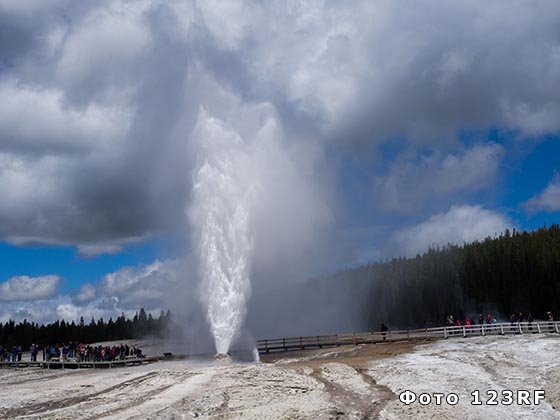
[0,1,63,65]
[321,2,560,147]
[0,1,195,252]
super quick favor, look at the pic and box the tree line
[0,308,172,349]
[310,224,560,331]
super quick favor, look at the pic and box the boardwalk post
[537,322,541,333]
[519,323,523,334]
[481,324,485,336]
[463,326,466,338]
[425,328,429,340]
[352,333,356,346]
[500,323,504,335]
[444,327,447,339]
[556,322,559,334]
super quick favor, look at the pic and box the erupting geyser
[189,108,255,356]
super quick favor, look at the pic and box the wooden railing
[0,356,162,369]
[2,321,558,366]
[256,321,560,354]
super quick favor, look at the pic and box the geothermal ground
[1,335,559,419]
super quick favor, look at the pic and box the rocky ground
[0,335,558,419]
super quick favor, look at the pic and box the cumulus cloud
[0,0,559,255]
[98,259,181,309]
[55,303,81,322]
[56,5,152,93]
[0,298,63,325]
[0,275,60,302]
[1,259,182,324]
[0,81,130,156]
[390,205,514,257]
[73,283,96,305]
[374,143,504,213]
[56,297,130,324]
[0,1,191,253]
[205,0,560,142]
[523,173,560,213]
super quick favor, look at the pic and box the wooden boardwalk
[256,321,560,354]
[2,321,558,366]
[0,356,162,369]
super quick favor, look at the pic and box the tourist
[446,315,454,326]
[381,323,389,340]
[30,344,38,361]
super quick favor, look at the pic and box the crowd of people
[1,342,144,363]
[446,311,555,327]
[0,345,23,362]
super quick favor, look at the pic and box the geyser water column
[189,108,255,355]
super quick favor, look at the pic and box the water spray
[189,108,255,357]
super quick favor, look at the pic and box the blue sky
[1,0,560,325]
[0,235,179,295]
